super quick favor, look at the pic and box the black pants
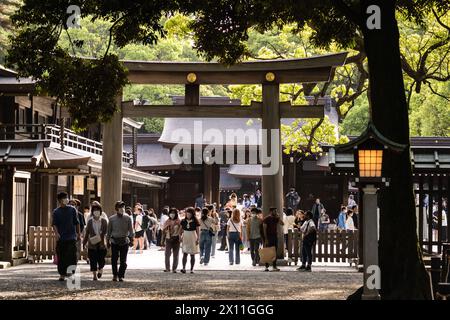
[302,241,314,266]
[145,229,153,248]
[219,229,228,250]
[88,247,107,272]
[111,243,129,278]
[56,240,77,276]
[249,238,261,264]
[182,253,196,271]
[265,236,277,269]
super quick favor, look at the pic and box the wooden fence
[28,226,56,262]
[28,226,88,263]
[287,229,359,266]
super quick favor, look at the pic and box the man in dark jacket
[311,198,324,228]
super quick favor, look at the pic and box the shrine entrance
[101,53,347,258]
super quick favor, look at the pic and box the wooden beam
[127,68,333,85]
[122,101,324,119]
[122,101,262,118]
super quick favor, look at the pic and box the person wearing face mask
[88,201,109,223]
[106,201,134,282]
[83,203,108,280]
[247,207,264,266]
[52,192,81,281]
[69,199,86,262]
[163,208,182,273]
[180,207,200,273]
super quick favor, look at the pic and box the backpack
[141,215,150,231]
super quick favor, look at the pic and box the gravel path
[0,262,361,300]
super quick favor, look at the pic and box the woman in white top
[345,209,356,231]
[227,208,243,265]
[133,208,144,254]
[283,208,296,250]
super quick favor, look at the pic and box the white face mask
[118,208,125,214]
[62,198,69,205]
[169,213,176,219]
[93,211,101,219]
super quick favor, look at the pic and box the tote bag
[259,246,276,264]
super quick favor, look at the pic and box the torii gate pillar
[261,83,285,259]
[101,94,123,215]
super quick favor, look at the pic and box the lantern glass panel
[358,149,383,177]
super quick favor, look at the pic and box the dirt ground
[0,262,361,300]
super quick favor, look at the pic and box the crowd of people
[51,189,360,282]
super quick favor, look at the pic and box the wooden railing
[28,226,56,262]
[287,229,359,266]
[0,124,133,165]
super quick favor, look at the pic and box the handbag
[201,219,215,237]
[89,234,102,245]
[259,246,276,264]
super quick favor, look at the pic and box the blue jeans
[199,230,213,264]
[211,231,218,257]
[228,232,241,264]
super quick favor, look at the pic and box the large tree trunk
[360,0,432,299]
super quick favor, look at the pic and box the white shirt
[227,219,242,233]
[283,215,296,234]
[346,216,355,231]
[160,214,169,230]
[300,219,316,234]
[442,210,447,227]
[135,214,143,232]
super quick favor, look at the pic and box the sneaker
[112,276,118,282]
[204,263,208,266]
[229,262,234,265]
[252,261,256,266]
[272,268,280,272]
[164,269,170,272]
[200,257,204,264]
[305,266,312,272]
[173,270,177,273]
[58,276,65,281]
[119,278,124,282]
[264,268,269,272]
[297,265,306,271]
[181,269,186,274]
[93,276,98,281]
[97,270,103,279]
[190,270,194,274]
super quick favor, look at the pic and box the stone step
[12,250,26,259]
[11,258,28,267]
[0,261,11,269]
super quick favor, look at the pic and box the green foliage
[340,96,370,136]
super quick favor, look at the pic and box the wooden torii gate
[101,53,347,257]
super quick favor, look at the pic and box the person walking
[142,209,154,250]
[298,211,317,272]
[52,192,81,281]
[218,208,230,251]
[283,208,296,250]
[227,208,243,265]
[336,206,347,231]
[311,198,324,228]
[318,208,330,232]
[106,201,134,282]
[194,193,206,209]
[180,207,200,273]
[209,207,220,258]
[157,206,169,250]
[69,199,86,262]
[163,208,182,273]
[285,188,301,211]
[199,208,218,266]
[263,207,283,272]
[345,209,356,231]
[247,207,264,266]
[83,202,108,281]
[133,206,145,254]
